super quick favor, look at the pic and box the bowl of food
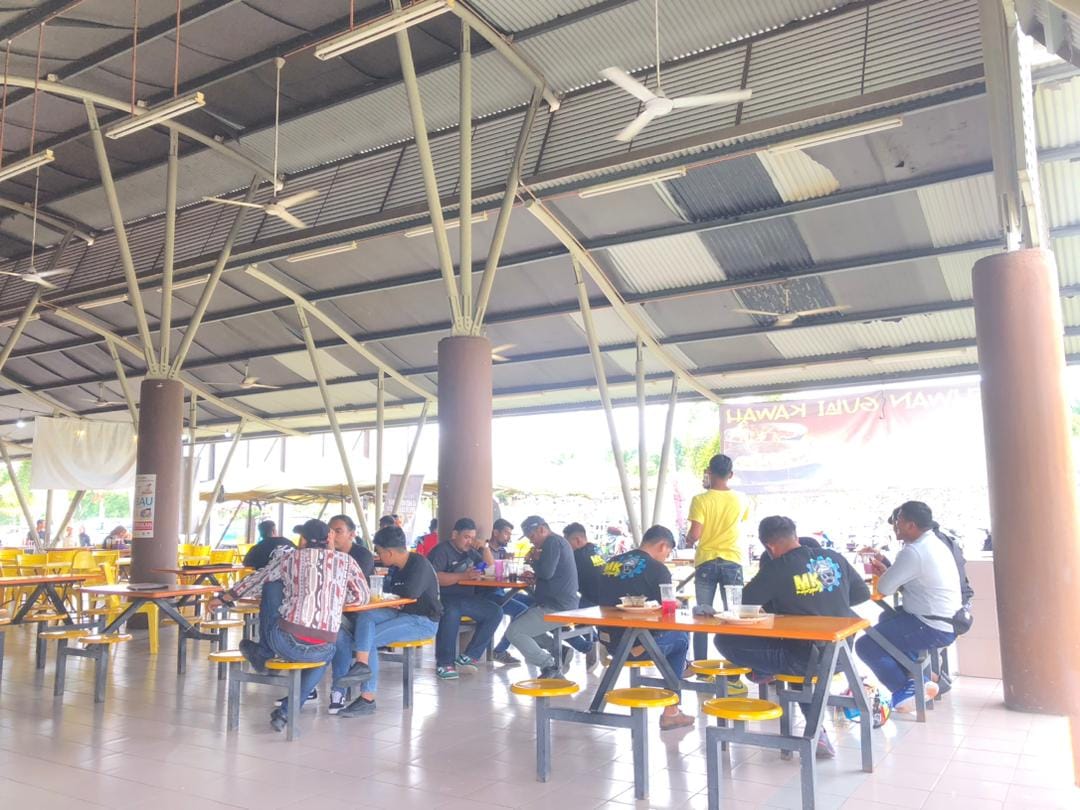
[620,595,647,608]
[739,604,763,619]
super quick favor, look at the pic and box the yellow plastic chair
[16,553,48,575]
[83,563,159,654]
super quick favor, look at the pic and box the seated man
[489,517,530,666]
[211,518,368,732]
[329,514,375,579]
[505,516,579,678]
[331,525,442,717]
[715,515,869,757]
[428,517,502,679]
[565,522,605,664]
[598,524,693,731]
[856,501,962,712]
[242,519,294,570]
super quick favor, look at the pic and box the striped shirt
[227,546,368,642]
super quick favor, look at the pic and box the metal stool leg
[705,725,722,810]
[216,628,228,681]
[717,675,729,752]
[36,624,48,669]
[798,737,817,810]
[536,696,551,781]
[54,639,68,696]
[779,690,794,760]
[630,706,649,800]
[0,630,5,686]
[402,647,414,710]
[226,666,241,731]
[177,628,187,675]
[286,670,301,741]
[93,647,109,703]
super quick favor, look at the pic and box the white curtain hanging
[30,416,136,490]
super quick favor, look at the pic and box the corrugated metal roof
[937,248,999,300]
[1035,76,1080,148]
[1053,235,1080,286]
[764,308,976,358]
[666,154,782,220]
[470,0,598,31]
[699,217,814,277]
[1041,160,1080,228]
[605,232,726,294]
[917,174,1001,247]
[756,151,839,202]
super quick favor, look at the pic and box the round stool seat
[21,612,67,623]
[605,687,679,709]
[622,660,655,669]
[40,628,92,640]
[208,650,245,664]
[196,619,244,630]
[690,659,751,677]
[511,678,581,698]
[387,638,434,649]
[703,697,783,722]
[80,634,132,645]
[266,658,324,671]
[229,604,260,614]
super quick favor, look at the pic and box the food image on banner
[133,473,157,539]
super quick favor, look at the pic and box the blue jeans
[257,581,335,711]
[693,559,744,659]
[492,592,532,654]
[632,630,688,680]
[435,595,503,667]
[332,608,437,693]
[855,610,956,695]
[714,634,812,678]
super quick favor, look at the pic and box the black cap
[297,518,329,545]
[521,515,546,535]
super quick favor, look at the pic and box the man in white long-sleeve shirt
[856,501,961,712]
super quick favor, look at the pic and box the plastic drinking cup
[494,559,506,580]
[659,583,677,615]
[370,575,384,597]
[724,585,743,613]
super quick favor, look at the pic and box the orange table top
[81,583,220,599]
[0,573,94,586]
[459,578,529,589]
[544,606,868,642]
[344,596,415,612]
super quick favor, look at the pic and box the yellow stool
[40,629,132,703]
[228,603,260,641]
[183,617,244,679]
[381,638,434,709]
[703,697,783,722]
[623,658,655,687]
[23,611,68,670]
[605,687,680,800]
[702,698,795,810]
[512,679,581,781]
[691,659,752,698]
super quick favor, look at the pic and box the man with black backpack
[856,501,970,713]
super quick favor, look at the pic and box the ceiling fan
[734,287,851,327]
[81,383,125,407]
[204,361,281,390]
[491,343,514,363]
[0,266,73,290]
[600,0,752,143]
[203,58,318,229]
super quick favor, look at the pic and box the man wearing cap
[210,518,370,732]
[427,517,503,679]
[330,525,442,717]
[242,520,294,570]
[505,516,580,679]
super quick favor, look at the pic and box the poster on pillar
[133,473,157,539]
[382,474,424,538]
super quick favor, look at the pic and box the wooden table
[0,574,93,624]
[544,606,874,802]
[345,596,415,612]
[459,578,529,589]
[80,583,222,673]
[155,565,249,588]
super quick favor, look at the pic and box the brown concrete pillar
[973,248,1080,714]
[437,336,493,542]
[130,378,184,585]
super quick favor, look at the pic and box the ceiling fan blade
[774,313,801,326]
[272,209,308,230]
[30,268,74,278]
[490,343,515,355]
[491,354,509,363]
[732,308,783,318]
[793,305,852,318]
[276,189,319,208]
[203,196,265,210]
[614,106,663,143]
[600,67,656,103]
[243,382,282,390]
[25,276,58,289]
[0,270,20,277]
[671,89,752,109]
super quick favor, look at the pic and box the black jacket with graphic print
[742,546,870,617]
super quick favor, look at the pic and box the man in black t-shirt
[242,520,294,570]
[428,518,502,679]
[329,514,375,579]
[599,525,693,731]
[331,526,442,717]
[564,522,604,663]
[715,516,869,758]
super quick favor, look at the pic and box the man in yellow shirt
[686,454,749,660]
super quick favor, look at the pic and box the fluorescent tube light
[866,348,972,366]
[286,241,358,263]
[80,275,210,309]
[105,92,206,140]
[578,167,687,198]
[315,0,454,60]
[768,117,903,154]
[0,149,55,183]
[404,211,488,238]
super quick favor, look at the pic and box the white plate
[616,603,661,613]
[719,612,774,625]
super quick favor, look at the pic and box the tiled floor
[0,623,1077,809]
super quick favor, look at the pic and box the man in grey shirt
[505,515,580,678]
[856,501,961,712]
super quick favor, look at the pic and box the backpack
[926,525,975,635]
